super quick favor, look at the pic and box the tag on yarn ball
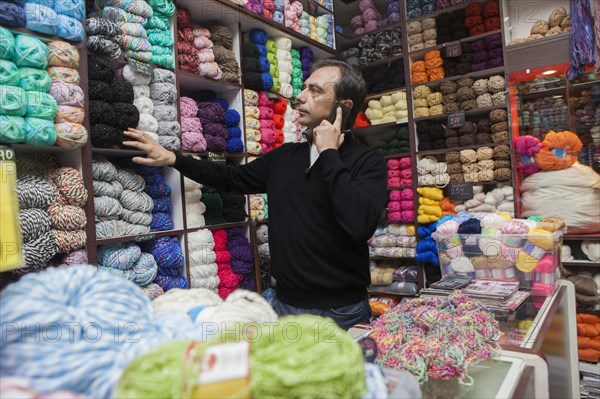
[184,341,251,399]
[208,152,226,164]
[0,146,22,272]
[128,58,153,77]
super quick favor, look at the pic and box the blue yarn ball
[150,212,174,231]
[98,242,142,270]
[273,10,283,24]
[0,1,25,27]
[226,137,244,153]
[146,181,171,198]
[224,109,240,127]
[143,172,166,186]
[416,251,439,266]
[258,56,270,73]
[249,28,268,45]
[211,98,228,110]
[416,237,437,254]
[417,223,436,238]
[153,197,172,213]
[458,218,481,234]
[256,44,268,57]
[25,3,58,36]
[435,214,454,228]
[53,0,84,21]
[154,274,188,291]
[56,14,84,42]
[227,126,242,139]
[144,236,183,269]
[261,73,273,90]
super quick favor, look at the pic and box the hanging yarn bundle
[567,0,596,80]
[368,292,500,384]
[514,135,541,176]
[534,130,582,170]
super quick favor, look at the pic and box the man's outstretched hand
[122,128,176,166]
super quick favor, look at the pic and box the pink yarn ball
[400,169,412,179]
[501,220,529,235]
[514,135,542,157]
[401,210,415,222]
[399,157,411,169]
[519,162,541,177]
[389,190,402,201]
[179,97,199,117]
[181,117,202,133]
[535,254,557,273]
[261,142,271,153]
[260,119,275,130]
[388,170,401,178]
[388,177,401,187]
[388,211,402,223]
[389,201,402,212]
[181,131,207,152]
[447,245,464,258]
[260,128,276,144]
[387,159,400,170]
[258,91,274,107]
[401,189,413,200]
[437,220,460,235]
[400,200,413,210]
[400,178,413,186]
[364,20,379,32]
[259,106,274,119]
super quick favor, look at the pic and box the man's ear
[338,99,353,110]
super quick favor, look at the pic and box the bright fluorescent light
[542,70,558,75]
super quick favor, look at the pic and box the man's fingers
[131,156,155,165]
[333,106,342,131]
[122,140,153,153]
[124,129,149,143]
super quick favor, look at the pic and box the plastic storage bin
[431,230,564,296]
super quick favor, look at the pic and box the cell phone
[329,101,351,130]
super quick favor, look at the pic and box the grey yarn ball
[151,68,176,84]
[153,105,177,122]
[116,167,146,192]
[159,135,181,151]
[150,83,177,105]
[157,121,181,137]
[93,179,123,198]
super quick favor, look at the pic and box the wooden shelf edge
[187,220,250,233]
[96,229,185,245]
[2,25,84,45]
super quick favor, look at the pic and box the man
[123,60,387,330]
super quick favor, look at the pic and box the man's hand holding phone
[314,104,348,153]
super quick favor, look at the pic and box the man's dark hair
[311,59,366,129]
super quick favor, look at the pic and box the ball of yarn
[19,208,51,243]
[13,34,48,69]
[25,91,57,120]
[0,27,16,59]
[25,3,59,36]
[24,117,56,146]
[47,41,79,68]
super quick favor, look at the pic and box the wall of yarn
[446,108,509,151]
[255,223,271,290]
[92,156,157,239]
[373,125,410,155]
[507,4,570,45]
[0,29,60,147]
[250,193,268,222]
[565,87,599,165]
[452,183,515,215]
[149,67,180,150]
[15,154,88,273]
[406,17,436,52]
[97,241,164,299]
[417,156,450,187]
[87,0,176,66]
[86,17,123,58]
[176,9,240,83]
[369,223,417,258]
[369,259,419,295]
[575,313,600,363]
[341,28,403,68]
[435,214,563,293]
[242,29,311,98]
[87,55,136,147]
[519,96,570,138]
[405,0,464,20]
[347,0,400,36]
[0,0,84,41]
[445,144,512,183]
[364,90,408,126]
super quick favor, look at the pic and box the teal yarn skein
[0,60,19,85]
[0,115,26,144]
[23,117,56,146]
[17,67,52,92]
[0,27,16,60]
[0,85,27,116]
[12,34,49,69]
[25,92,58,120]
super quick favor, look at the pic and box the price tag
[265,92,281,100]
[0,146,15,162]
[128,58,154,76]
[134,233,155,242]
[448,183,474,200]
[207,152,226,164]
[446,40,462,58]
[447,112,465,128]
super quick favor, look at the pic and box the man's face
[295,66,340,129]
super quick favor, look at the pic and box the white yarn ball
[582,241,600,262]
[190,247,217,265]
[134,97,154,114]
[191,276,220,290]
[152,288,223,315]
[190,263,218,278]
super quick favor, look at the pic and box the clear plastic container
[431,230,564,296]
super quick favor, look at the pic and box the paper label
[198,341,250,385]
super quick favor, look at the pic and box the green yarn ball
[12,34,49,69]
[147,30,174,47]
[0,27,15,60]
[143,16,168,30]
[23,117,57,146]
[250,315,367,399]
[383,129,396,142]
[146,0,175,16]
[25,91,58,120]
[528,216,544,222]
[0,60,19,85]
[115,340,189,399]
[0,115,26,144]
[18,67,52,92]
[0,84,27,116]
[151,45,172,55]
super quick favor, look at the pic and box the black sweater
[173,135,387,308]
